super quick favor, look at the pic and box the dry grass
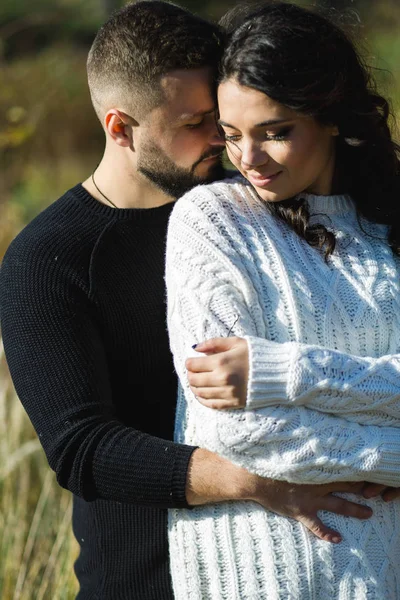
[0,341,79,600]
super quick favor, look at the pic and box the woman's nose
[240,143,268,169]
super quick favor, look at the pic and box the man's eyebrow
[218,118,293,128]
[177,108,216,121]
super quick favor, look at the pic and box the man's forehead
[157,67,216,119]
[160,67,214,91]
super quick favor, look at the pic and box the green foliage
[0,43,103,229]
[0,0,398,232]
[0,0,105,30]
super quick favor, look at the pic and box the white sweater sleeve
[246,336,400,424]
[166,188,400,486]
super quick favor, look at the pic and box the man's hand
[250,478,371,544]
[187,337,248,408]
[362,482,400,502]
[186,448,373,544]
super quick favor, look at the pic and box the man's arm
[0,244,194,509]
[0,233,373,540]
[187,448,372,544]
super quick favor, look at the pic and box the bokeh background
[0,0,399,598]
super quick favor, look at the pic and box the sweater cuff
[376,432,400,486]
[245,336,295,410]
[170,444,198,508]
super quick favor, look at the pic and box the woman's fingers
[187,371,217,388]
[196,397,239,409]
[186,337,249,407]
[192,337,241,354]
[187,363,245,408]
[190,386,241,409]
[186,356,215,373]
[190,385,229,399]
[187,364,242,390]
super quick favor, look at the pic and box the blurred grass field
[0,0,399,598]
[0,342,79,599]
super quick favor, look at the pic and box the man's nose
[209,120,225,146]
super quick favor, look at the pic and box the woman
[166,2,400,598]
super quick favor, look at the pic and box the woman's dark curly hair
[220,1,400,256]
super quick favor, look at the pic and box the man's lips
[193,151,223,169]
[246,171,282,186]
[201,152,223,162]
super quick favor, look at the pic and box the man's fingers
[320,481,365,495]
[319,495,372,520]
[362,483,388,498]
[297,494,372,543]
[382,487,400,502]
[296,514,342,544]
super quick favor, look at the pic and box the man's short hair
[87,0,223,123]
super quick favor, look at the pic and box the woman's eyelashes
[223,133,241,142]
[223,126,293,143]
[267,126,293,140]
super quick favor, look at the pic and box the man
[0,2,372,598]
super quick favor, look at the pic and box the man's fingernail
[191,344,198,349]
[332,536,342,544]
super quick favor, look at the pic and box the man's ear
[330,124,339,137]
[104,109,136,148]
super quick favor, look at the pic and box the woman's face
[218,79,338,202]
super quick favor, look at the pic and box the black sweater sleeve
[0,237,195,509]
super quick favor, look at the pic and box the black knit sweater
[0,184,196,599]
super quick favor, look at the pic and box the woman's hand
[187,337,249,408]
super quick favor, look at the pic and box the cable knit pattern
[166,179,400,599]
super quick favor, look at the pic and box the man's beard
[137,138,225,199]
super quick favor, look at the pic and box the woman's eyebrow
[218,118,293,127]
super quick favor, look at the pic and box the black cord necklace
[91,171,118,209]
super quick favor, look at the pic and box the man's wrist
[185,447,258,506]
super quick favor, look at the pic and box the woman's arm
[166,187,400,487]
[186,335,400,426]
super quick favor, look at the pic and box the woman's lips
[247,171,282,187]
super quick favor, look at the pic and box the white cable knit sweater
[166,178,400,600]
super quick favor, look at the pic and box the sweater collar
[72,184,175,222]
[299,193,353,216]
